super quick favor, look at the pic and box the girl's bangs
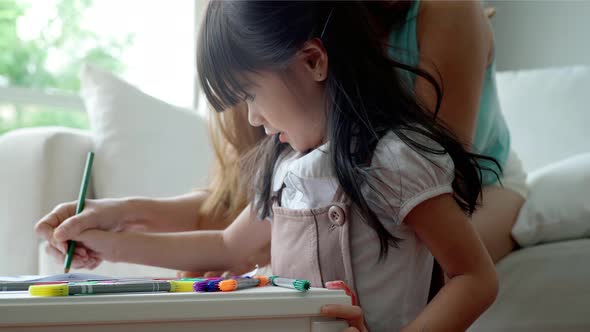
[197,3,254,112]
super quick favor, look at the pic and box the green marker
[64,151,94,273]
[180,278,206,282]
[269,276,310,292]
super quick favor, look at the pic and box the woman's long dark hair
[197,1,500,259]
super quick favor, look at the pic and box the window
[0,0,196,135]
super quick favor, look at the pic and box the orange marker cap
[218,279,238,292]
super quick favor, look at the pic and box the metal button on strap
[328,205,346,226]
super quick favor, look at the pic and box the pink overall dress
[270,189,356,291]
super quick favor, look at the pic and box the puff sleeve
[362,131,456,225]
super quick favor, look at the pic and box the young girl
[42,1,499,331]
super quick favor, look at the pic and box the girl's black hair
[197,1,500,259]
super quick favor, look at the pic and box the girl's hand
[45,242,102,270]
[42,239,103,271]
[321,304,368,332]
[41,228,122,270]
[34,198,138,267]
[62,229,125,270]
[322,281,368,332]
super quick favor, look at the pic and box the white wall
[488,0,590,71]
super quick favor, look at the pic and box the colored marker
[29,280,191,297]
[193,280,210,292]
[218,276,268,292]
[179,278,206,282]
[269,276,310,292]
[168,280,196,292]
[254,276,269,287]
[193,278,224,292]
[0,281,66,292]
[206,279,222,292]
[64,151,94,273]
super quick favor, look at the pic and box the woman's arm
[416,0,494,145]
[40,191,213,247]
[402,194,498,331]
[73,204,272,272]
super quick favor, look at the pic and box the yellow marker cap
[169,280,195,293]
[29,284,70,297]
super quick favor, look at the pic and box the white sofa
[469,66,590,331]
[0,65,214,278]
[1,65,590,330]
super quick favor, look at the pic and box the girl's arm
[402,194,498,332]
[416,0,494,145]
[126,190,225,233]
[73,205,271,273]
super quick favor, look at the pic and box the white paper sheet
[0,273,113,282]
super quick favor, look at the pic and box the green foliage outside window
[0,0,133,134]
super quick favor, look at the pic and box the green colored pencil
[64,151,94,273]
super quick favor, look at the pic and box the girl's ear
[298,38,328,82]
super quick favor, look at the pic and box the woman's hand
[321,281,368,332]
[34,198,140,268]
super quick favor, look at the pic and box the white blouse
[269,130,455,332]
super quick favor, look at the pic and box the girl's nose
[247,103,264,127]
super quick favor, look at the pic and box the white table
[0,286,350,332]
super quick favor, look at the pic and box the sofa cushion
[496,65,590,173]
[0,127,92,275]
[469,239,590,332]
[511,153,590,247]
[80,64,212,199]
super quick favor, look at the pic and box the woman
[36,1,524,275]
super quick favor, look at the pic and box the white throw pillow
[80,64,212,198]
[512,153,590,247]
[496,66,590,173]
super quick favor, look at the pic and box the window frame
[1,0,204,126]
